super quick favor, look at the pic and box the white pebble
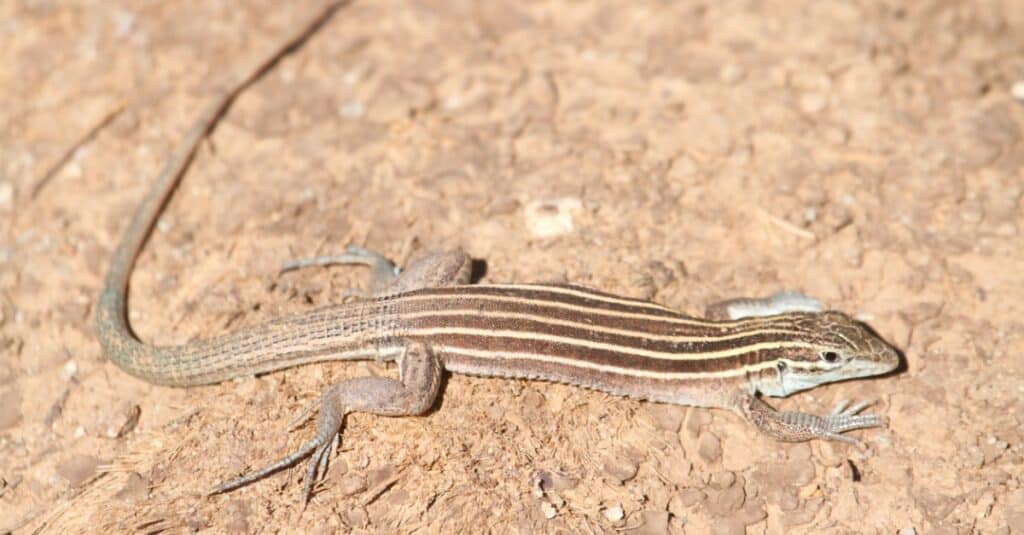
[0,182,12,208]
[61,360,78,381]
[113,10,137,37]
[523,197,583,238]
[1012,80,1024,101]
[444,95,463,110]
[603,505,625,521]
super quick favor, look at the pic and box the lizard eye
[820,350,840,363]
[776,360,788,373]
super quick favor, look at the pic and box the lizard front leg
[211,340,443,503]
[732,393,885,445]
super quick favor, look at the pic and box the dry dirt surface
[2,1,1024,533]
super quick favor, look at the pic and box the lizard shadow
[469,258,488,284]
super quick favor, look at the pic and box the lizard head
[756,311,900,397]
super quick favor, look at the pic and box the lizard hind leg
[704,291,824,320]
[280,246,472,296]
[209,341,443,505]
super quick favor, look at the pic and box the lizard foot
[739,393,887,447]
[280,245,400,295]
[209,342,441,505]
[208,390,345,506]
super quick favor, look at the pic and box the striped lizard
[94,2,899,504]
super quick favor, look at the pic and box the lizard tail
[96,1,349,386]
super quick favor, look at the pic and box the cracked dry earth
[2,1,1024,533]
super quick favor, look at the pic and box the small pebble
[0,389,22,430]
[114,472,148,500]
[603,504,625,521]
[56,454,101,487]
[1012,80,1024,101]
[336,473,366,496]
[719,64,746,84]
[799,92,828,113]
[107,403,141,438]
[684,409,711,437]
[709,471,735,490]
[645,404,685,432]
[706,485,746,516]
[697,432,722,463]
[541,501,557,519]
[531,479,545,499]
[799,483,821,499]
[366,465,396,488]
[602,455,639,483]
[635,510,670,535]
[61,360,78,381]
[536,470,578,492]
[523,197,583,238]
[898,528,917,535]
[0,182,12,209]
[345,507,368,528]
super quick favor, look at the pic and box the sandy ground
[2,0,1024,533]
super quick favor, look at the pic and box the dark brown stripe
[391,284,684,318]
[398,312,811,355]
[443,351,741,404]
[383,289,805,337]
[421,332,785,373]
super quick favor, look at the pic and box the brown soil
[2,1,1023,533]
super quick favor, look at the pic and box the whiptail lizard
[95,1,900,504]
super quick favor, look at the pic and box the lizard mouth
[866,341,901,376]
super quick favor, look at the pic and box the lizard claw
[210,390,347,505]
[302,433,340,506]
[208,437,320,498]
[830,398,874,417]
[817,398,886,448]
